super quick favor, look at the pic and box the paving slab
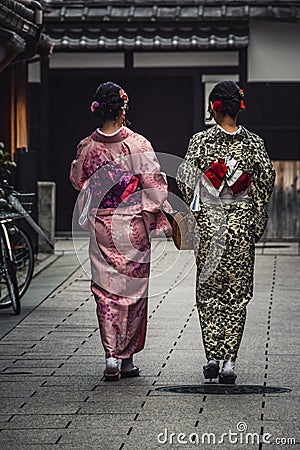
[19,401,83,415]
[0,239,299,450]
[0,415,12,425]
[1,414,72,430]
[57,431,125,448]
[0,250,84,339]
[0,429,63,445]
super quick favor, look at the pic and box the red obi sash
[204,158,252,195]
[204,158,228,189]
[120,175,140,202]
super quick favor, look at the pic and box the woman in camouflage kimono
[177,81,275,383]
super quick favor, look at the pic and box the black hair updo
[91,81,127,126]
[208,81,245,120]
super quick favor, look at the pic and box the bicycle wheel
[0,234,20,314]
[10,226,34,298]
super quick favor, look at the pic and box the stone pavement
[0,239,299,450]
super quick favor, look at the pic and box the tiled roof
[43,1,299,51]
[0,0,39,38]
[44,1,300,23]
[0,0,43,63]
[47,25,248,50]
[1,0,34,21]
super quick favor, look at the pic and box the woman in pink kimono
[70,81,171,381]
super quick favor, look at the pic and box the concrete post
[37,181,56,253]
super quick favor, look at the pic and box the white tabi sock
[222,360,235,374]
[121,357,135,372]
[207,360,219,367]
[105,357,119,373]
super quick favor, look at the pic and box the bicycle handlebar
[8,194,54,250]
[0,181,15,194]
[0,181,54,250]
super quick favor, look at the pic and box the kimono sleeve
[176,134,200,207]
[251,138,276,242]
[69,138,91,191]
[130,139,169,213]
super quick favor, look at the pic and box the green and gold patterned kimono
[177,125,275,361]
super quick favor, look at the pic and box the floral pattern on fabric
[70,126,170,359]
[177,125,275,241]
[177,125,275,361]
[88,159,141,208]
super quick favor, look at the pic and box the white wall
[248,22,300,82]
[28,61,41,83]
[49,51,239,69]
[49,53,124,68]
[134,52,239,67]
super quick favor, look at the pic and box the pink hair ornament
[119,88,128,102]
[90,101,99,112]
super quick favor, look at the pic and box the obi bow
[204,158,252,195]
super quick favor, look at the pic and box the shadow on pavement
[156,385,292,395]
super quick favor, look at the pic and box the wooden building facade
[29,0,300,237]
[0,0,44,158]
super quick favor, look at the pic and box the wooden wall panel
[265,161,300,239]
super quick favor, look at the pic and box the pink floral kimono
[70,126,171,359]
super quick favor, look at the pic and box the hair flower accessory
[239,89,246,109]
[90,101,99,112]
[119,88,129,102]
[212,100,224,113]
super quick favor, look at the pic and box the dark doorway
[49,73,194,232]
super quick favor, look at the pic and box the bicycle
[0,182,53,314]
[0,214,20,314]
[0,195,34,314]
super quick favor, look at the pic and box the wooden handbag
[172,212,194,250]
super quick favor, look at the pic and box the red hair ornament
[212,100,224,113]
[119,88,128,102]
[239,89,246,109]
